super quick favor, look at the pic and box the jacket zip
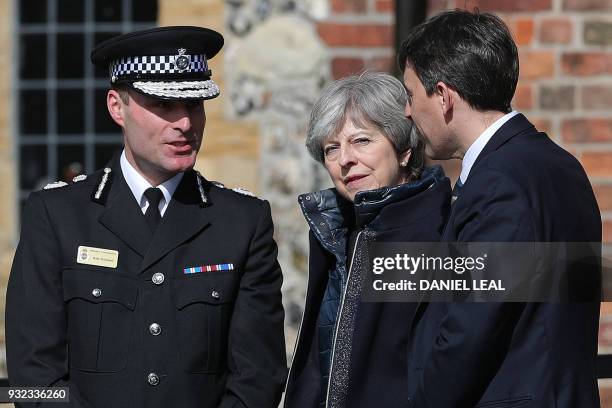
[324,229,364,408]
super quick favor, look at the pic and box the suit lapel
[440,113,535,238]
[140,171,211,272]
[98,163,152,258]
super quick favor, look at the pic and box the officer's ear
[107,88,128,127]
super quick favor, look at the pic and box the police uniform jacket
[6,157,287,408]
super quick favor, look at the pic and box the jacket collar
[95,154,213,273]
[298,188,353,259]
[353,165,445,226]
[471,113,535,174]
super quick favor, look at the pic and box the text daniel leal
[373,279,505,291]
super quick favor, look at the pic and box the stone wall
[222,0,330,349]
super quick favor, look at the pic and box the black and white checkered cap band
[109,54,209,82]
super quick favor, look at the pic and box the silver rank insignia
[43,181,68,190]
[232,187,256,198]
[195,171,208,205]
[73,174,87,183]
[174,48,191,72]
[94,168,112,200]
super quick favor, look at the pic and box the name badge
[77,246,119,268]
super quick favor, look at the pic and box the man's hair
[111,84,131,105]
[398,9,518,113]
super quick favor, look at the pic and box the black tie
[144,187,163,232]
[452,179,464,204]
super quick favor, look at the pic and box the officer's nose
[173,103,193,133]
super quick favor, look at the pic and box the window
[16,0,158,212]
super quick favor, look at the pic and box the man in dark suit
[399,10,601,407]
[6,26,286,408]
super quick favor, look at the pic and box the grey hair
[306,71,424,181]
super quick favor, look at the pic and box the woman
[284,72,451,408]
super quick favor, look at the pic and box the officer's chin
[164,154,198,174]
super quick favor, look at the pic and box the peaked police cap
[90,26,224,100]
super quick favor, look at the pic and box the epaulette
[43,172,90,190]
[209,180,259,199]
[43,181,68,190]
[232,187,257,198]
[72,174,88,183]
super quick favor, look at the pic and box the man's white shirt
[120,150,183,216]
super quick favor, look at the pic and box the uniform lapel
[98,163,152,258]
[140,171,211,272]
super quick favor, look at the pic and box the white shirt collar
[460,111,519,184]
[120,150,183,216]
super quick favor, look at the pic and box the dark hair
[398,9,518,113]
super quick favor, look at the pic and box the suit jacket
[6,158,286,408]
[407,114,601,407]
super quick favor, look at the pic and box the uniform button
[152,272,165,285]
[147,373,159,386]
[211,290,220,300]
[149,323,162,336]
[92,288,102,298]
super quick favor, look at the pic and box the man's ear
[435,81,454,116]
[107,89,126,127]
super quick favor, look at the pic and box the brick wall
[317,0,396,79]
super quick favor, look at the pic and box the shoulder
[195,175,273,227]
[23,169,108,222]
[35,169,103,201]
[480,120,580,173]
[204,177,267,209]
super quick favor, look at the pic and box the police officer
[6,26,286,408]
